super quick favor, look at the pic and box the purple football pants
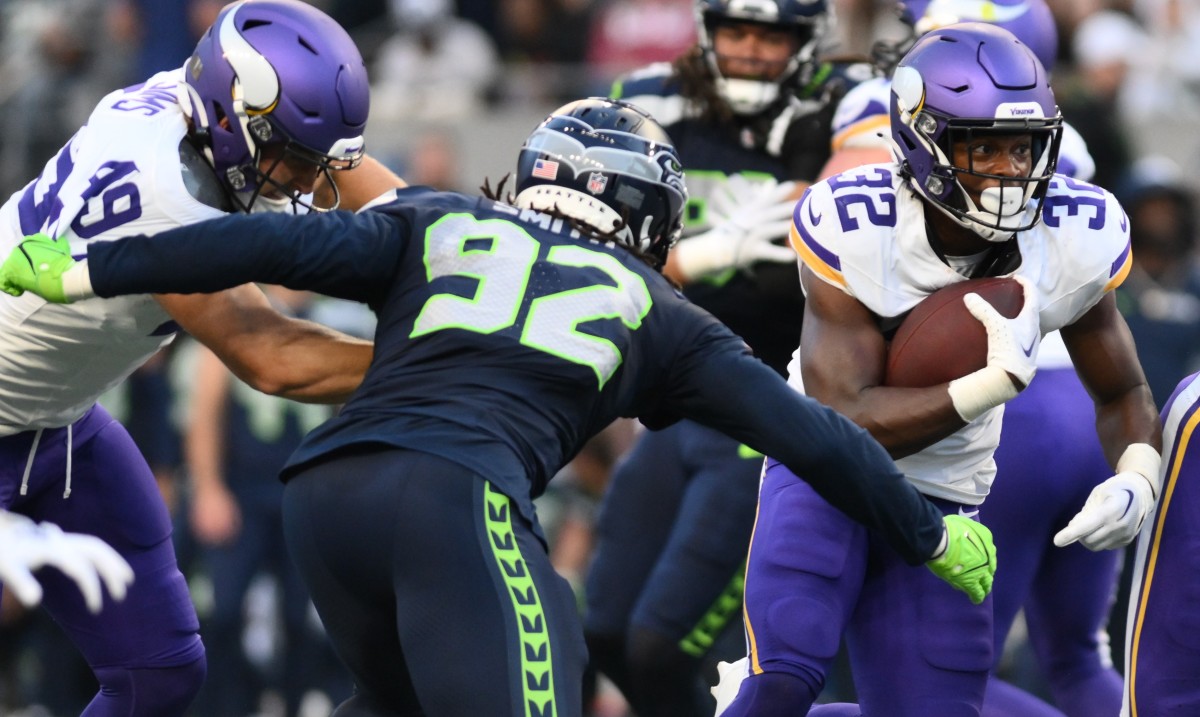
[1124,371,1200,716]
[984,367,1122,717]
[726,459,992,717]
[0,405,204,715]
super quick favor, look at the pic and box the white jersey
[0,69,227,435]
[831,77,1096,374]
[787,163,1132,503]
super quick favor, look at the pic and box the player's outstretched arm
[1055,294,1163,550]
[675,340,996,600]
[158,286,372,403]
[0,510,134,614]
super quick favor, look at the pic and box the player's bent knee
[93,655,206,715]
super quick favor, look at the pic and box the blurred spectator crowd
[2,0,1200,715]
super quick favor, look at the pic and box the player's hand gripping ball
[886,277,1024,388]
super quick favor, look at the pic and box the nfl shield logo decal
[587,172,608,194]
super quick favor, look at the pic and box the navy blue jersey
[614,61,877,373]
[85,187,943,564]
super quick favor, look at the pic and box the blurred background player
[813,3,1127,715]
[182,286,355,717]
[581,2,881,714]
[1122,369,1200,716]
[719,23,1160,716]
[0,0,402,713]
[3,97,997,717]
[1114,156,1200,410]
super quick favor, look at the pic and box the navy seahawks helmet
[891,23,1062,241]
[515,98,688,267]
[182,0,369,212]
[695,0,831,114]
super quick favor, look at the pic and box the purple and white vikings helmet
[182,0,368,211]
[695,0,832,115]
[890,22,1062,241]
[902,0,1058,72]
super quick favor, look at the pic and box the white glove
[964,275,1041,389]
[706,174,772,224]
[0,511,134,613]
[1055,443,1162,551]
[948,275,1041,422]
[673,178,798,281]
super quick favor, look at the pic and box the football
[885,277,1024,388]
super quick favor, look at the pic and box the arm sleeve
[87,210,404,304]
[674,331,944,565]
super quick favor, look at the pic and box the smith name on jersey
[788,163,1132,504]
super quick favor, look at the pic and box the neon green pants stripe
[679,565,746,658]
[484,482,557,717]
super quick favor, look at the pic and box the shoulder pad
[792,165,901,292]
[1041,175,1131,293]
[831,77,892,151]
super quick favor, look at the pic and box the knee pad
[91,655,207,716]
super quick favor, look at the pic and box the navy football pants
[283,447,586,717]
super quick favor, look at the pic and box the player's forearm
[217,314,372,403]
[1095,384,1162,468]
[695,355,945,564]
[761,392,946,564]
[87,214,309,297]
[814,383,968,459]
[184,348,230,492]
[86,210,394,303]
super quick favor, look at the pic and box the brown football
[885,277,1024,388]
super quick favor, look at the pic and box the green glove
[1,233,77,303]
[926,514,997,605]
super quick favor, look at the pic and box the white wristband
[1117,442,1163,499]
[947,365,1020,423]
[929,524,949,561]
[61,261,95,302]
[672,233,733,281]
